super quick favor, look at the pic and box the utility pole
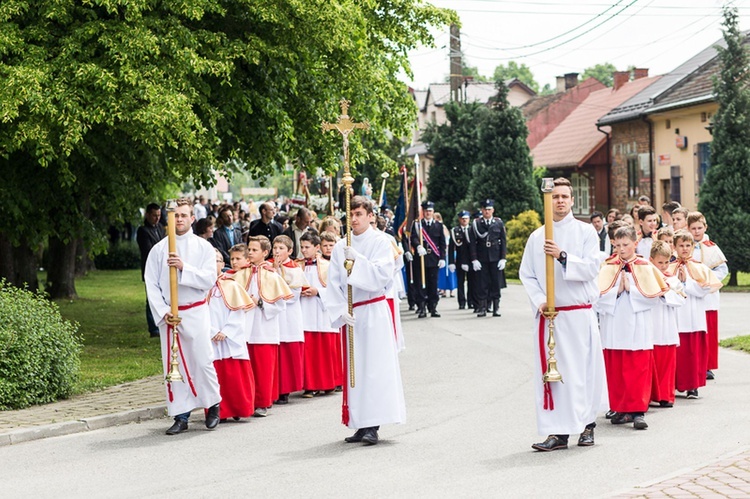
[449,24,462,102]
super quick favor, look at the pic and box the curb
[0,405,167,447]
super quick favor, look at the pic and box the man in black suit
[282,206,313,259]
[448,211,474,310]
[590,211,607,252]
[409,201,446,318]
[248,202,282,244]
[470,199,507,317]
[212,205,242,266]
[136,203,165,337]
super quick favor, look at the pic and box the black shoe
[658,400,673,408]
[344,428,367,443]
[477,310,487,317]
[418,310,427,319]
[301,390,315,398]
[633,415,648,430]
[275,394,289,405]
[492,300,501,317]
[430,311,441,318]
[232,417,241,421]
[458,305,465,310]
[686,389,699,399]
[531,435,568,452]
[611,412,634,425]
[492,310,501,317]
[605,409,616,419]
[408,305,415,311]
[334,386,343,392]
[166,420,188,435]
[150,331,160,338]
[361,427,379,446]
[578,427,595,447]
[706,370,715,380]
[205,404,220,429]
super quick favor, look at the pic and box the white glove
[472,260,482,271]
[417,245,427,257]
[404,251,413,262]
[448,264,456,273]
[497,259,506,271]
[342,312,356,327]
[344,245,358,262]
[438,260,446,269]
[461,264,469,272]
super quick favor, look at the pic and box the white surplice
[328,227,406,429]
[208,285,249,360]
[652,276,684,346]
[519,211,609,436]
[597,272,659,350]
[145,232,221,416]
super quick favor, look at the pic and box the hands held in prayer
[543,240,562,260]
[167,252,184,271]
[472,260,482,271]
[618,274,630,296]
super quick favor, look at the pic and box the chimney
[613,71,630,91]
[556,76,566,93]
[564,72,579,90]
[633,68,649,80]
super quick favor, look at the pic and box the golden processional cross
[322,99,370,388]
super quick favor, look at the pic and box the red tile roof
[532,76,661,168]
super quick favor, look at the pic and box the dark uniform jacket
[410,219,446,268]
[449,225,473,267]
[469,217,507,263]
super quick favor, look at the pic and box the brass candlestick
[541,178,562,383]
[165,199,183,383]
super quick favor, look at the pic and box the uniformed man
[470,199,507,317]
[409,201,446,318]
[448,211,474,310]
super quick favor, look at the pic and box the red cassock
[651,345,677,404]
[278,341,305,394]
[304,332,340,391]
[249,343,279,409]
[213,359,255,418]
[706,310,719,371]
[604,349,654,413]
[675,331,708,392]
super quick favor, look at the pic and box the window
[571,173,590,215]
[697,142,711,186]
[627,157,639,198]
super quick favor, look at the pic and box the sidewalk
[0,376,165,446]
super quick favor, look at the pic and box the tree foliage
[493,61,539,93]
[0,0,455,296]
[423,101,489,222]
[464,82,540,221]
[699,5,750,282]
[582,62,618,87]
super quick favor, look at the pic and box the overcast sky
[405,0,748,90]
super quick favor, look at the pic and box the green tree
[462,61,490,82]
[423,101,490,222]
[698,5,750,286]
[582,62,618,87]
[465,82,540,221]
[493,61,539,93]
[0,0,455,297]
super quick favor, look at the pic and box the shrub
[505,210,542,279]
[94,241,141,270]
[0,281,82,409]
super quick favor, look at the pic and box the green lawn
[720,335,750,354]
[53,270,162,394]
[722,271,750,292]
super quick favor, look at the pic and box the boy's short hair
[650,240,673,259]
[656,226,674,241]
[613,226,637,242]
[673,229,694,245]
[273,235,294,250]
[376,216,387,231]
[320,231,337,243]
[229,243,248,257]
[607,220,627,240]
[662,201,681,214]
[300,232,321,246]
[672,207,689,219]
[638,195,651,204]
[351,195,374,214]
[320,216,341,234]
[687,211,707,228]
[637,205,657,221]
[590,211,604,221]
[248,235,271,253]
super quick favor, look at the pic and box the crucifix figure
[322,99,369,389]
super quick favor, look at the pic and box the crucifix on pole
[322,99,369,389]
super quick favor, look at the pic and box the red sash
[165,299,206,402]
[353,295,386,308]
[538,304,592,411]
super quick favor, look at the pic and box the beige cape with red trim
[598,254,669,298]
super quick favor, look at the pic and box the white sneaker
[253,407,268,417]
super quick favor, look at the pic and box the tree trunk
[728,269,738,287]
[75,237,94,276]
[0,232,39,291]
[46,237,78,299]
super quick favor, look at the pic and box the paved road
[1,285,748,498]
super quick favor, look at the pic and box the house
[597,37,734,212]
[407,79,536,191]
[531,73,660,217]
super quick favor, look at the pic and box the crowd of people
[141,196,406,445]
[519,180,727,451]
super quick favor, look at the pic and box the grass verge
[53,269,162,394]
[722,271,750,292]
[720,335,750,354]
